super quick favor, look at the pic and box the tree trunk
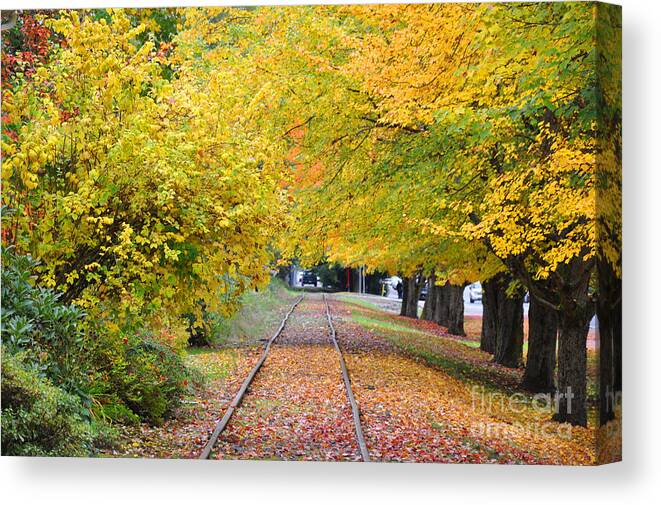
[521,294,558,393]
[551,257,593,427]
[493,284,524,368]
[554,310,590,427]
[446,284,466,336]
[422,273,437,321]
[401,275,420,318]
[483,273,524,368]
[480,278,498,354]
[597,257,622,425]
[400,276,409,316]
[433,282,449,326]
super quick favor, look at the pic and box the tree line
[270,3,621,427]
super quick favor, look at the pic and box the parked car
[301,270,318,286]
[468,282,482,303]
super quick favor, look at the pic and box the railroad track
[323,293,370,462]
[199,293,370,462]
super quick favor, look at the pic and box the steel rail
[323,294,371,462]
[199,294,304,459]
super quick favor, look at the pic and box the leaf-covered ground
[210,298,361,461]
[210,346,362,461]
[329,297,598,465]
[105,292,601,464]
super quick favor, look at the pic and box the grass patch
[335,295,382,312]
[212,278,299,347]
[351,309,481,350]
[461,340,481,348]
[186,347,222,356]
[351,313,428,336]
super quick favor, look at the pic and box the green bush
[89,332,189,425]
[1,350,94,457]
[2,241,190,428]
[95,401,141,426]
[1,245,88,397]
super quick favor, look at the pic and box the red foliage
[1,13,55,86]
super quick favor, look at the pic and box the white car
[468,282,482,303]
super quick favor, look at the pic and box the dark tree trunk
[482,273,524,368]
[553,258,593,428]
[480,278,498,354]
[422,273,437,321]
[493,283,524,368]
[433,282,449,326]
[521,294,558,393]
[446,284,466,336]
[400,276,409,316]
[597,257,622,425]
[554,310,590,427]
[426,281,465,335]
[401,274,421,318]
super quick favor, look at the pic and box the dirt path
[210,295,362,461]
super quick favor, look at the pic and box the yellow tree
[1,9,291,329]
[262,2,620,426]
[343,2,620,425]
[252,5,486,333]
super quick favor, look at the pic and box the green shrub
[89,332,189,425]
[1,245,88,397]
[1,350,94,457]
[2,242,190,427]
[124,336,188,424]
[95,401,141,426]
